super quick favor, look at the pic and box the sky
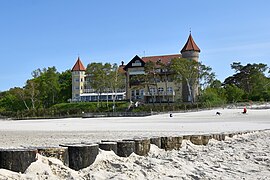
[0,0,270,91]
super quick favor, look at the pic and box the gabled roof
[71,57,86,71]
[142,54,181,65]
[123,55,145,71]
[180,34,200,53]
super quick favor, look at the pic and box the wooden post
[201,135,210,145]
[117,141,135,157]
[98,142,117,154]
[190,135,203,145]
[161,137,180,151]
[150,137,162,148]
[61,144,99,170]
[133,138,151,156]
[0,148,37,173]
[183,135,191,140]
[37,146,69,166]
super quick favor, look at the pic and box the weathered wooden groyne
[0,130,263,172]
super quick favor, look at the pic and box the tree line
[0,67,72,117]
[199,62,270,106]
[0,59,269,118]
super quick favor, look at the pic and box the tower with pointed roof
[181,33,200,62]
[71,57,86,101]
[180,33,200,102]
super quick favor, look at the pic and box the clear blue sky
[1,0,270,91]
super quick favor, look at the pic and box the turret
[180,33,200,62]
[180,33,201,102]
[71,57,86,101]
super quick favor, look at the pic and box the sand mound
[2,131,269,179]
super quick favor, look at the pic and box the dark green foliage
[0,67,73,118]
[198,87,226,107]
[131,102,205,113]
[224,62,270,101]
[51,102,129,116]
[58,70,72,103]
[224,84,245,103]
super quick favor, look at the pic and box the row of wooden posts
[0,130,257,172]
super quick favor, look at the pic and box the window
[91,96,97,101]
[131,90,135,96]
[167,87,173,92]
[150,88,156,93]
[140,89,144,95]
[108,95,112,100]
[117,95,123,100]
[158,87,164,92]
[132,60,142,67]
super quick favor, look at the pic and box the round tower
[71,57,86,101]
[180,33,201,102]
[180,33,200,61]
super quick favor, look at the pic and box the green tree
[86,62,112,107]
[32,66,60,108]
[224,62,270,101]
[24,79,40,109]
[156,60,171,105]
[0,88,26,113]
[107,63,125,111]
[171,58,215,103]
[58,70,72,103]
[144,61,161,104]
[199,80,226,107]
[225,84,244,103]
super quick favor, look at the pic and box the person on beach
[242,107,247,114]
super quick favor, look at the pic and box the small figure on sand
[242,107,247,114]
[216,112,221,115]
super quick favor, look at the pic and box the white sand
[0,131,269,179]
[0,108,269,147]
[0,108,270,179]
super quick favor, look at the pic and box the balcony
[143,91,175,96]
[83,89,96,93]
[83,89,126,94]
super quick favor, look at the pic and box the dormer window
[132,60,142,67]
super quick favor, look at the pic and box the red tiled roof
[180,34,200,53]
[71,57,86,71]
[142,54,181,65]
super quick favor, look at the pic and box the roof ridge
[142,54,181,58]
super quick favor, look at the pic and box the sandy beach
[0,107,270,179]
